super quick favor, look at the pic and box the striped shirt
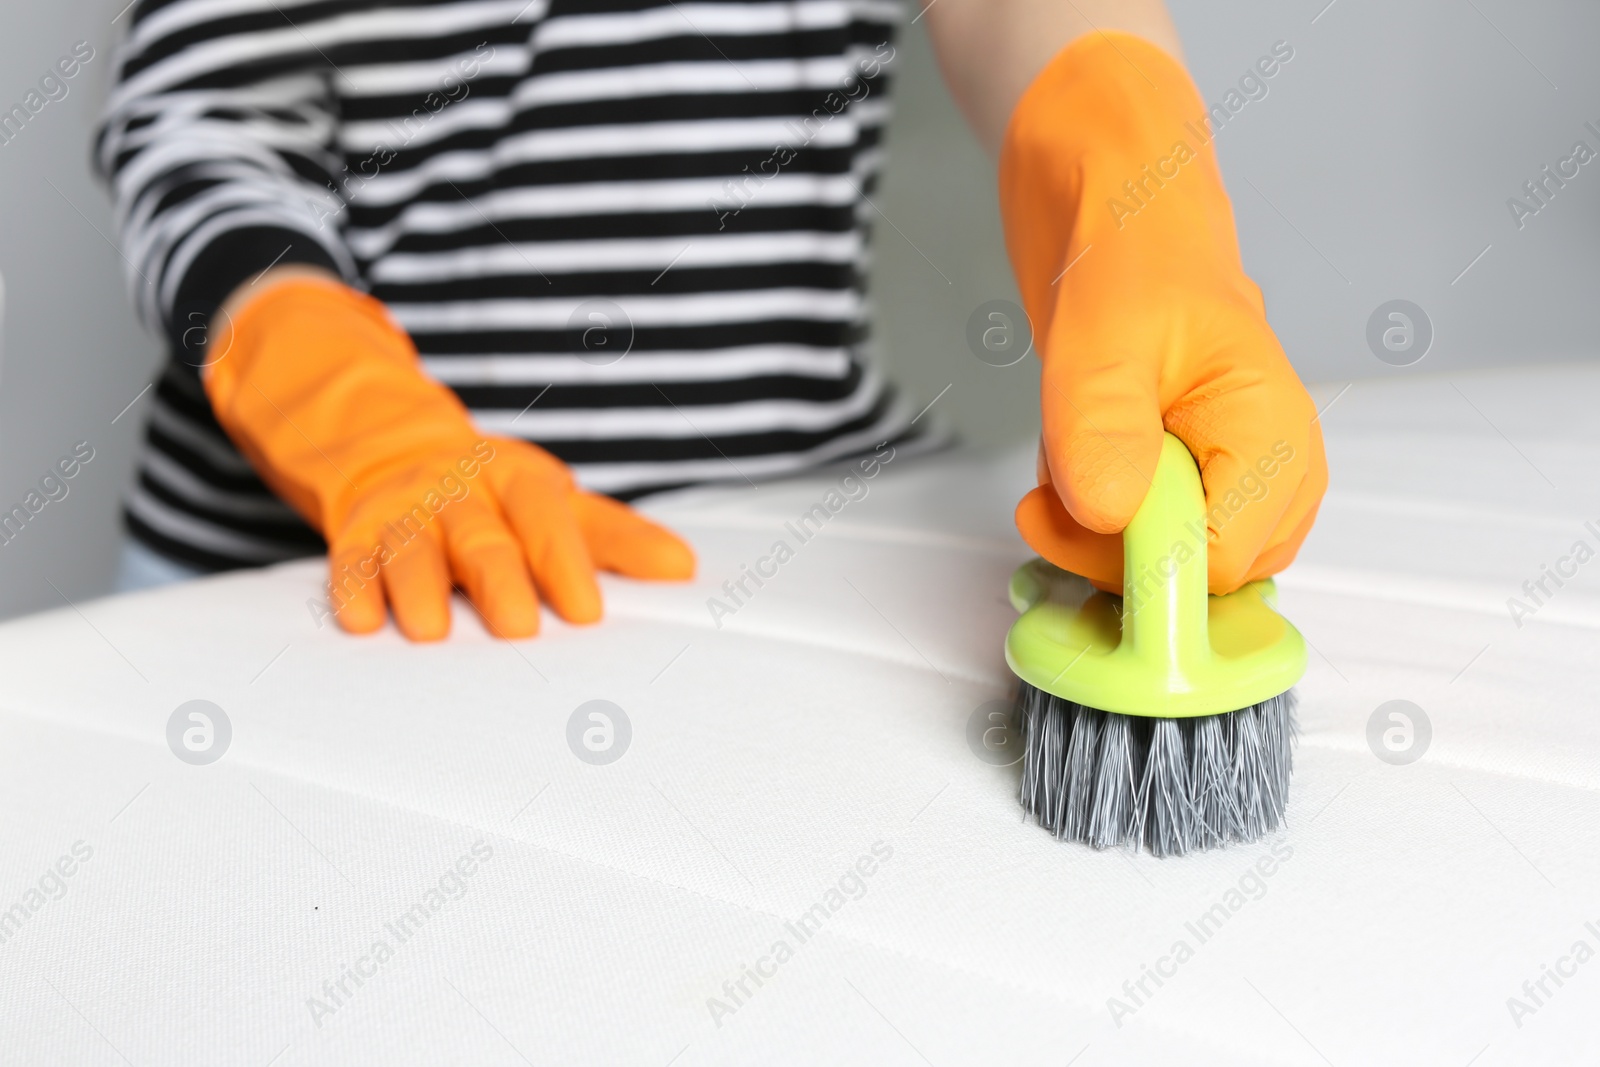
[97,0,926,570]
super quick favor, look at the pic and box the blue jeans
[113,540,206,593]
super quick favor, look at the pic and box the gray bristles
[1016,685,1297,857]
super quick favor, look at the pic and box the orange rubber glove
[1000,32,1326,595]
[204,275,694,641]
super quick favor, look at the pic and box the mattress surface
[2,365,1598,1065]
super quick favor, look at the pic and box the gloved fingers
[1039,344,1165,535]
[379,525,454,641]
[1013,484,1123,588]
[1243,492,1321,585]
[1032,430,1129,594]
[438,493,540,639]
[495,463,603,625]
[1165,369,1319,594]
[327,491,432,636]
[573,492,697,580]
[326,542,389,635]
[1014,430,1325,597]
[1240,426,1327,585]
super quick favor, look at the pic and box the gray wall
[3,0,1598,618]
[0,0,165,619]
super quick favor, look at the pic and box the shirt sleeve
[94,0,360,365]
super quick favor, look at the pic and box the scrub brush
[1006,434,1306,857]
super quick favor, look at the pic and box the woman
[96,0,1326,640]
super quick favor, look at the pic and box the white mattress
[2,364,1598,1066]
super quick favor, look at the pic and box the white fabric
[3,364,1599,1065]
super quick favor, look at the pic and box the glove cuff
[204,278,483,532]
[998,32,1239,343]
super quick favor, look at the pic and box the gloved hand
[204,274,694,641]
[1000,32,1326,594]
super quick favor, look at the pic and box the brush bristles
[1016,685,1297,857]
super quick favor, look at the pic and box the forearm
[920,0,1184,155]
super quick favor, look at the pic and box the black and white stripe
[97,0,926,570]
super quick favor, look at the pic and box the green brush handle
[1120,433,1212,679]
[1005,433,1306,717]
